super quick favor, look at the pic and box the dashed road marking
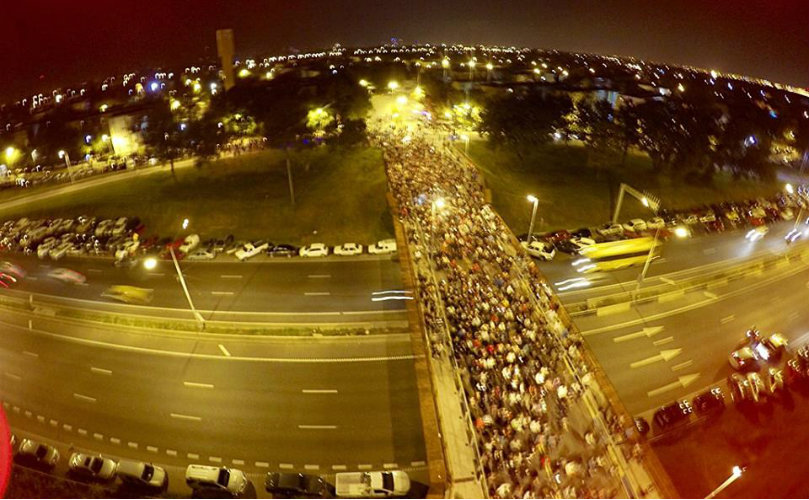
[301,389,338,394]
[49,420,58,427]
[188,453,199,460]
[671,360,694,371]
[652,337,675,346]
[63,424,72,432]
[148,272,165,277]
[73,393,97,403]
[211,291,234,296]
[90,367,112,375]
[279,463,294,470]
[703,291,718,299]
[233,459,244,465]
[304,464,319,470]
[128,442,138,449]
[308,274,331,279]
[167,449,177,457]
[110,437,121,445]
[22,351,38,358]
[36,415,45,423]
[255,461,269,468]
[332,465,347,471]
[218,344,231,357]
[24,410,32,418]
[78,428,88,436]
[12,406,20,413]
[720,315,735,325]
[703,248,717,255]
[171,413,202,422]
[411,461,426,467]
[4,373,21,381]
[358,464,372,470]
[789,311,800,321]
[147,446,158,453]
[383,463,398,469]
[88,269,103,273]
[298,425,337,430]
[220,275,242,279]
[209,456,222,463]
[304,292,331,296]
[27,276,38,281]
[94,433,103,441]
[184,381,214,389]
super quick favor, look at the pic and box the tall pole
[637,225,661,286]
[285,145,295,206]
[527,196,539,243]
[705,467,743,499]
[169,246,205,328]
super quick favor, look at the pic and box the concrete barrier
[658,289,685,303]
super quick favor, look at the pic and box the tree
[142,100,184,177]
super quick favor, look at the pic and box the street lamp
[143,257,157,270]
[526,195,539,244]
[785,183,794,195]
[57,150,75,184]
[705,465,744,499]
[674,226,689,239]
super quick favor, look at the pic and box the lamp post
[705,465,744,499]
[57,150,74,184]
[526,195,539,243]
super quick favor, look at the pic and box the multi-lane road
[541,220,809,415]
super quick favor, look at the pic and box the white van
[335,470,410,498]
[185,464,249,496]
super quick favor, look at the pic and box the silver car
[16,438,60,469]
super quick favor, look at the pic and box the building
[216,29,236,91]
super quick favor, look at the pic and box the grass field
[0,147,393,245]
[467,140,782,233]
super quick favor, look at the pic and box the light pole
[460,134,470,155]
[705,465,744,499]
[57,150,75,184]
[526,195,539,243]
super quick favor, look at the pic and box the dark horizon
[1,0,807,103]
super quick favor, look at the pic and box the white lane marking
[652,337,675,346]
[87,268,103,273]
[703,291,718,299]
[255,461,270,468]
[78,428,87,436]
[372,295,414,302]
[211,291,234,296]
[23,410,31,418]
[128,442,138,449]
[36,415,45,423]
[170,413,202,421]
[308,274,331,278]
[49,420,58,427]
[232,459,244,465]
[279,463,294,469]
[22,351,38,358]
[38,264,49,269]
[110,437,121,445]
[27,276,38,281]
[94,433,103,441]
[332,465,347,470]
[383,463,399,469]
[77,282,89,287]
[220,275,242,279]
[720,315,735,324]
[304,292,330,296]
[8,320,419,363]
[298,425,337,430]
[147,446,158,453]
[218,344,231,357]
[188,453,199,460]
[671,360,694,371]
[304,464,319,470]
[148,272,165,277]
[703,247,717,255]
[4,373,21,381]
[372,290,412,295]
[63,424,73,432]
[789,311,800,321]
[167,449,178,457]
[358,464,372,470]
[184,381,215,389]
[302,389,338,394]
[411,460,426,467]
[73,393,97,403]
[90,367,112,375]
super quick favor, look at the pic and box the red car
[542,229,572,244]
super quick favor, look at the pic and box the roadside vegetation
[0,146,392,245]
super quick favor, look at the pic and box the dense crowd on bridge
[374,127,629,498]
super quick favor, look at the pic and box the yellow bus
[572,236,661,273]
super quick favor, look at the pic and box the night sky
[1,0,807,101]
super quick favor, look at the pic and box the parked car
[728,330,789,371]
[187,248,217,260]
[745,225,769,241]
[622,219,647,233]
[178,234,200,254]
[267,244,299,257]
[117,459,168,491]
[746,372,765,402]
[653,400,692,429]
[185,464,249,496]
[646,217,666,230]
[101,285,154,305]
[596,223,624,237]
[334,242,363,256]
[335,471,410,498]
[520,240,556,261]
[368,239,397,255]
[69,453,118,481]
[692,387,725,414]
[265,472,330,497]
[235,240,270,261]
[727,373,752,403]
[36,237,57,259]
[15,438,59,470]
[300,243,329,257]
[764,367,785,395]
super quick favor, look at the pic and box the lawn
[0,146,393,246]
[466,140,782,233]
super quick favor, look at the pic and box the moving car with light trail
[573,236,659,273]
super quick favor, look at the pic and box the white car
[300,243,329,257]
[520,240,556,261]
[596,223,624,236]
[48,268,87,285]
[187,248,216,260]
[746,225,769,242]
[114,239,140,261]
[699,212,716,223]
[49,241,73,261]
[334,243,363,256]
[178,234,200,254]
[37,237,57,259]
[368,239,397,255]
[117,459,168,491]
[646,217,666,230]
[622,219,647,233]
[681,214,699,225]
[335,471,410,498]
[235,240,269,261]
[69,452,118,481]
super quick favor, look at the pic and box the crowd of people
[374,127,632,498]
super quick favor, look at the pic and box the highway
[0,308,427,495]
[541,221,809,416]
[0,253,406,317]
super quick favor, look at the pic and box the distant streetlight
[57,150,75,184]
[526,195,539,244]
[182,218,190,230]
[705,465,744,499]
[785,183,794,195]
[387,80,399,91]
[143,257,157,270]
[674,226,689,239]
